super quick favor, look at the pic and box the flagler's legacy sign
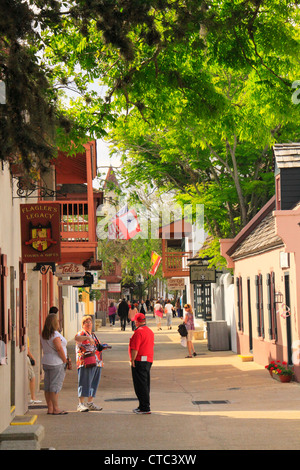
[20,203,61,263]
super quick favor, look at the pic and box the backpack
[178,323,188,337]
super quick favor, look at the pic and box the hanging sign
[57,278,84,287]
[20,203,61,263]
[55,263,85,277]
[167,278,185,290]
[92,279,107,290]
[190,265,216,283]
[108,283,121,293]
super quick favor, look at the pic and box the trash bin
[207,321,230,351]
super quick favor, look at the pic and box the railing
[163,251,192,275]
[59,201,90,242]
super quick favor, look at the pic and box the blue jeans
[78,366,102,398]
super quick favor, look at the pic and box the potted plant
[265,360,294,382]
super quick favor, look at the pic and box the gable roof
[273,143,300,169]
[103,166,119,190]
[226,196,284,260]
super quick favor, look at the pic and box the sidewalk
[27,315,300,451]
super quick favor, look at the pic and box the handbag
[83,351,97,368]
[178,323,188,337]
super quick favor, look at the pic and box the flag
[108,204,141,240]
[149,251,162,276]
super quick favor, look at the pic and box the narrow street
[27,315,300,452]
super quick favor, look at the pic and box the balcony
[58,200,97,265]
[162,251,192,278]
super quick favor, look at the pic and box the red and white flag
[149,251,162,276]
[108,204,141,240]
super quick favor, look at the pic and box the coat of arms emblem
[25,223,57,252]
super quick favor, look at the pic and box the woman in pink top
[184,304,197,358]
[108,302,117,326]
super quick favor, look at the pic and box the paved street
[27,315,300,452]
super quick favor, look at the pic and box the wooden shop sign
[55,263,85,277]
[190,265,216,283]
[20,203,61,263]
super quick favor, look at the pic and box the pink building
[220,143,300,381]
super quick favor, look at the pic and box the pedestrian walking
[40,314,68,415]
[129,313,154,415]
[154,299,163,330]
[108,301,117,326]
[164,300,173,330]
[75,315,107,412]
[128,303,138,330]
[118,298,129,331]
[184,304,197,358]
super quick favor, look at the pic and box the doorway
[247,278,253,352]
[194,283,212,321]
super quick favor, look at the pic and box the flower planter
[271,371,293,383]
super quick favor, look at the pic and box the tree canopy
[2,1,300,264]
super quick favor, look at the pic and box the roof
[226,196,284,260]
[103,166,119,190]
[273,143,300,168]
[230,211,284,260]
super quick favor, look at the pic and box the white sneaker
[77,403,89,412]
[86,402,103,411]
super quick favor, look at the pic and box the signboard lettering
[56,263,85,277]
[20,203,61,263]
[167,278,185,290]
[190,265,216,283]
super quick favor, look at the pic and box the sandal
[185,355,193,358]
[52,411,68,415]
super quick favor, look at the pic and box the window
[236,276,243,331]
[275,175,281,210]
[0,252,8,345]
[255,274,264,338]
[267,272,277,341]
[18,261,27,351]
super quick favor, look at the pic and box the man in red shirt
[129,313,154,414]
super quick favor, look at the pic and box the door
[194,283,212,321]
[284,273,293,365]
[247,278,253,352]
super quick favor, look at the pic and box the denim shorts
[43,364,66,393]
[78,366,102,398]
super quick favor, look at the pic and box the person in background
[75,315,107,412]
[118,298,129,331]
[184,304,197,358]
[164,300,173,330]
[129,313,154,415]
[108,301,117,326]
[154,299,163,331]
[27,337,42,405]
[40,314,68,415]
[49,306,58,314]
[128,303,138,331]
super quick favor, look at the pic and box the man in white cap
[128,313,154,414]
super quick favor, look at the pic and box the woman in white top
[41,314,68,415]
[164,300,174,330]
